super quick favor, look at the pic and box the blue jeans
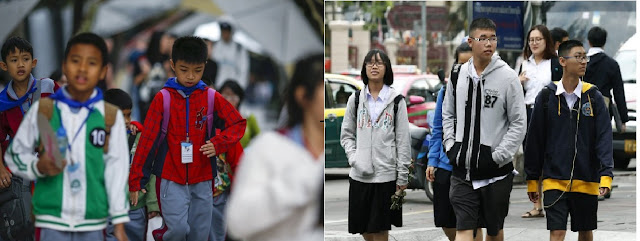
[209,191,229,241]
[160,178,213,241]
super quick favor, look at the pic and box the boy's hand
[114,223,128,241]
[426,166,435,182]
[36,155,66,176]
[528,192,539,203]
[0,166,12,189]
[148,211,160,219]
[200,140,217,157]
[130,189,146,206]
[128,125,139,136]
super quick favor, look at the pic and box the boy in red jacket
[129,36,246,241]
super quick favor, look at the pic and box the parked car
[325,74,363,168]
[391,73,442,128]
[612,33,637,169]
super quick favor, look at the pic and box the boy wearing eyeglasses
[442,18,526,241]
[524,40,613,241]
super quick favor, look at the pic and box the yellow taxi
[325,74,363,168]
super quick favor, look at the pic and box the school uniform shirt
[226,128,323,241]
[365,84,391,122]
[522,56,552,105]
[0,76,58,168]
[5,89,130,231]
[129,84,246,191]
[525,81,613,195]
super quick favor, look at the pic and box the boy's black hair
[64,32,108,67]
[454,42,472,63]
[286,53,323,128]
[360,49,394,86]
[1,36,33,62]
[104,88,133,110]
[558,40,584,59]
[171,36,208,65]
[219,79,245,109]
[469,18,497,36]
[550,27,569,44]
[49,69,63,81]
[587,26,607,48]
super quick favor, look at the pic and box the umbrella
[91,0,181,36]
[193,21,264,54]
[212,0,323,63]
[0,0,39,42]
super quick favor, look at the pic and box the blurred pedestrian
[426,43,483,241]
[518,25,563,219]
[226,53,324,241]
[340,49,411,241]
[525,40,613,241]
[193,28,218,87]
[442,18,526,241]
[213,20,249,90]
[550,27,569,53]
[584,27,628,133]
[137,31,175,123]
[219,79,260,147]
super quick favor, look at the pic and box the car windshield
[615,50,636,84]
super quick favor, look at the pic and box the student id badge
[67,160,82,195]
[181,141,193,164]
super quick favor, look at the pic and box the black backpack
[0,176,33,241]
[446,63,462,134]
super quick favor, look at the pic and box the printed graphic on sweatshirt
[379,112,393,131]
[357,108,368,128]
[484,89,500,108]
[195,107,206,130]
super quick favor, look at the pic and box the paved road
[325,160,637,241]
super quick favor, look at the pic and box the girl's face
[221,87,240,108]
[528,29,546,57]
[365,53,386,82]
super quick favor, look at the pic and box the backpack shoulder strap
[353,89,361,120]
[207,88,216,137]
[393,95,404,117]
[38,97,54,120]
[103,102,118,153]
[160,89,171,141]
[450,64,461,94]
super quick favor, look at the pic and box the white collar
[587,47,605,57]
[555,78,583,97]
[365,84,390,101]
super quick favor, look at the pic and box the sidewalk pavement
[324,228,637,241]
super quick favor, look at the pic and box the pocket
[446,142,462,166]
[352,147,374,176]
[478,145,498,170]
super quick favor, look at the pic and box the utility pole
[421,1,427,73]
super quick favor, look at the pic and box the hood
[467,55,508,77]
[587,52,606,66]
[546,81,597,94]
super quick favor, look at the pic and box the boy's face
[560,46,588,77]
[0,47,37,83]
[170,59,205,88]
[122,108,132,127]
[467,28,497,63]
[62,43,107,95]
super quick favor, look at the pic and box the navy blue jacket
[584,52,628,123]
[524,81,613,196]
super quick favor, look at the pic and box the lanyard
[186,95,190,139]
[57,102,93,162]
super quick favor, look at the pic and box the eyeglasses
[528,38,544,44]
[365,61,385,67]
[471,37,498,44]
[562,55,590,63]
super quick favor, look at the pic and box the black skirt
[348,178,402,234]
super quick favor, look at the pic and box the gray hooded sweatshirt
[340,86,411,186]
[442,55,526,181]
